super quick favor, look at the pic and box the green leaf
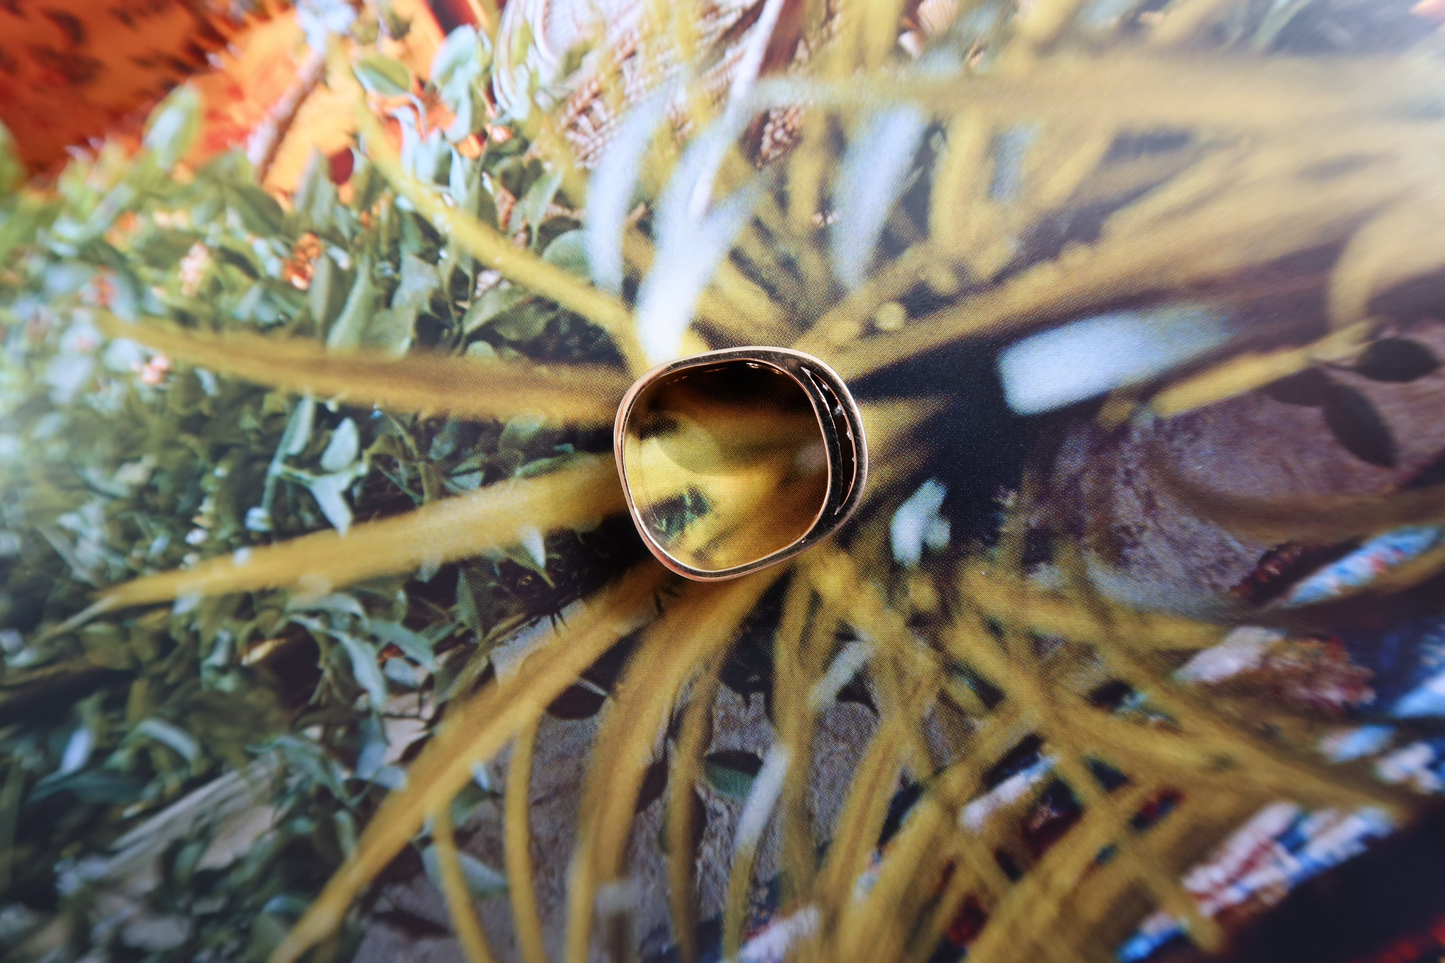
[215,242,261,279]
[327,261,377,351]
[421,845,508,898]
[505,22,536,119]
[295,150,340,233]
[143,85,202,170]
[514,454,575,478]
[294,149,327,220]
[362,308,415,355]
[334,809,358,858]
[449,781,497,827]
[288,592,368,619]
[134,718,201,766]
[427,419,466,460]
[333,630,388,707]
[29,768,148,805]
[0,198,42,264]
[409,127,451,184]
[703,749,764,801]
[320,419,360,472]
[394,254,441,312]
[351,157,386,212]
[474,179,499,229]
[228,184,286,237]
[498,414,545,452]
[369,620,437,670]
[432,26,487,85]
[271,734,349,798]
[354,54,414,96]
[542,229,589,277]
[512,168,563,234]
[309,254,344,326]
[0,119,24,194]
[376,0,412,40]
[248,914,292,962]
[449,146,476,204]
[432,27,491,113]
[307,473,356,533]
[79,623,133,669]
[455,570,484,633]
[281,396,318,457]
[44,262,94,297]
[488,299,553,342]
[461,285,528,335]
[519,526,546,570]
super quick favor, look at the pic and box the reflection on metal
[615,346,867,580]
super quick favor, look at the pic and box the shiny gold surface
[620,362,830,575]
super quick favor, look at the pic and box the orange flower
[282,233,324,291]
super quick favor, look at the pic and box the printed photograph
[3,1,1445,962]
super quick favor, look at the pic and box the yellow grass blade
[819,157,1408,381]
[564,570,784,963]
[461,0,499,36]
[760,54,1435,139]
[432,805,502,963]
[1053,546,1410,815]
[1150,323,1369,417]
[103,456,625,607]
[1329,196,1445,329]
[807,243,937,349]
[859,0,909,69]
[814,717,908,940]
[1051,746,1224,951]
[505,720,550,963]
[1009,0,1088,53]
[1070,787,1271,931]
[806,549,941,773]
[1023,122,1117,212]
[965,782,1153,963]
[958,565,1223,653]
[268,563,670,963]
[95,314,628,425]
[1149,459,1445,544]
[836,767,973,963]
[927,116,995,267]
[900,838,979,963]
[1148,0,1239,46]
[772,576,828,905]
[664,659,721,963]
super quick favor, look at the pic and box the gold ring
[614,347,868,580]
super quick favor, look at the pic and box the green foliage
[353,54,413,97]
[0,120,22,195]
[143,85,202,172]
[0,19,623,962]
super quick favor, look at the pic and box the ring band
[614,346,868,581]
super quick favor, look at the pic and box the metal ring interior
[614,346,869,581]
